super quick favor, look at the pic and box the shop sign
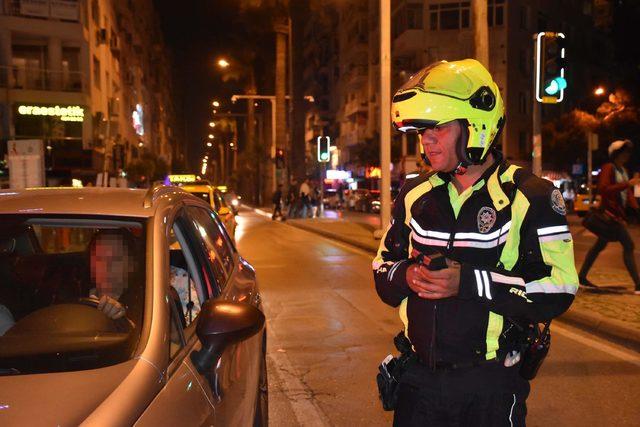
[326,170,351,180]
[17,104,85,122]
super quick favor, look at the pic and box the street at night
[2,0,640,426]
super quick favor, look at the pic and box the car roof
[180,184,213,193]
[0,186,189,218]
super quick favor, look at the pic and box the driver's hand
[97,295,126,320]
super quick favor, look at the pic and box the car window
[0,215,146,375]
[186,207,234,286]
[168,225,207,329]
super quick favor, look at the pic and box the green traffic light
[320,152,329,161]
[544,77,567,96]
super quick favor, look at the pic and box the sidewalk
[256,207,640,351]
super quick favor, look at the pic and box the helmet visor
[397,62,477,100]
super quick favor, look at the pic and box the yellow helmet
[392,59,505,168]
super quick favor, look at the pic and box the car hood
[0,359,136,426]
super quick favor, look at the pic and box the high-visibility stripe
[454,221,512,241]
[410,218,450,239]
[474,269,484,297]
[537,225,569,236]
[538,232,572,243]
[388,260,406,281]
[411,232,449,247]
[525,281,578,295]
[487,167,510,211]
[486,311,503,360]
[481,270,492,300]
[453,234,508,248]
[500,164,521,184]
[490,272,525,286]
[499,190,530,271]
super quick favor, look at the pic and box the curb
[250,206,640,351]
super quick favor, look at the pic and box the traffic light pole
[532,35,542,177]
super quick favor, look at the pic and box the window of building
[429,2,471,31]
[488,0,504,27]
[407,3,423,30]
[91,0,100,26]
[93,56,100,89]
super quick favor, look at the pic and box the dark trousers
[272,202,282,220]
[393,361,529,427]
[579,220,640,289]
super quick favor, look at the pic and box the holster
[376,331,416,411]
[519,321,551,380]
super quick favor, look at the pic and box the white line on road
[266,319,332,427]
[553,323,640,367]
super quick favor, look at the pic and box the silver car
[0,186,267,426]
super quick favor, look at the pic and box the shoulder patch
[550,188,566,215]
[477,206,497,233]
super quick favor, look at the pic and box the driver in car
[89,229,138,320]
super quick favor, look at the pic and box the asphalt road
[235,209,640,427]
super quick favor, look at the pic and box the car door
[180,205,263,426]
[136,210,216,426]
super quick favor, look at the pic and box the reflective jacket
[372,157,578,366]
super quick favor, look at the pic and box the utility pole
[274,18,288,196]
[376,0,392,238]
[532,35,542,177]
[472,0,489,68]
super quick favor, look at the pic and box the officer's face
[420,121,461,172]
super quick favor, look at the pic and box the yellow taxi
[168,175,237,241]
[574,185,600,217]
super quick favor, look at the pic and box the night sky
[154,0,275,171]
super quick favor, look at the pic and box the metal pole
[587,132,596,203]
[270,98,277,193]
[377,0,392,236]
[319,162,325,217]
[532,37,542,177]
[472,0,489,68]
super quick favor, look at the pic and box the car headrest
[0,239,16,257]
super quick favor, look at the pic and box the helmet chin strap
[453,162,468,175]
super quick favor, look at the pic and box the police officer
[373,59,578,426]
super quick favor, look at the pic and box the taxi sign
[168,174,197,183]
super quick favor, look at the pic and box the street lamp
[208,134,214,139]
[207,142,213,147]
[594,86,606,96]
[212,101,220,108]
[217,58,230,69]
[209,122,216,128]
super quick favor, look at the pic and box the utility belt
[377,322,551,411]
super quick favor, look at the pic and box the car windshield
[191,191,211,203]
[0,215,146,375]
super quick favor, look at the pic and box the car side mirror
[190,300,265,374]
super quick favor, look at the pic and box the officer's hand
[408,259,461,299]
[406,263,435,295]
[97,295,126,320]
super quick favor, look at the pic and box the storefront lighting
[17,104,84,122]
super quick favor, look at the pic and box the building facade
[302,0,598,181]
[0,0,179,185]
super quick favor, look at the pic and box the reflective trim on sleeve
[538,232,572,243]
[490,272,525,286]
[453,233,508,249]
[537,225,569,236]
[410,218,451,239]
[411,232,449,247]
[525,281,578,295]
[388,260,407,281]
[481,270,492,300]
[474,269,484,297]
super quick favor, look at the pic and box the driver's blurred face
[90,234,131,299]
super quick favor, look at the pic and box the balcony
[0,65,85,92]
[1,0,80,22]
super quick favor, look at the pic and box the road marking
[553,323,640,367]
[265,320,331,427]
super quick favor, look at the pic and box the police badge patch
[551,189,567,215]
[477,206,497,233]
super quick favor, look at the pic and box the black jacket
[373,158,578,366]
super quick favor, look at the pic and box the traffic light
[317,136,331,163]
[275,148,285,169]
[535,32,567,104]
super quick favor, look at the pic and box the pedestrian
[579,139,640,293]
[310,185,320,218]
[562,184,575,213]
[287,180,299,218]
[299,178,312,218]
[272,184,284,221]
[373,59,578,426]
